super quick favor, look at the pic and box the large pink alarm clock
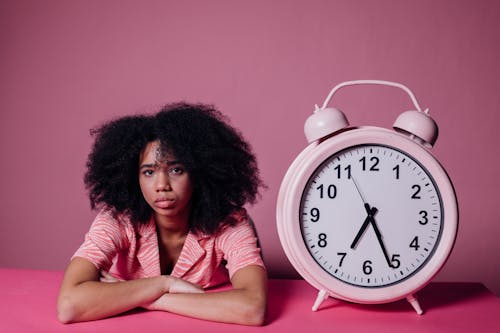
[276,80,458,314]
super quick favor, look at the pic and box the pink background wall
[1,1,499,296]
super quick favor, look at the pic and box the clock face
[299,144,443,288]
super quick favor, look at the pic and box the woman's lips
[155,198,175,209]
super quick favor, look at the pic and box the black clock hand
[350,204,378,249]
[369,216,393,268]
[350,176,376,249]
[350,216,370,250]
[349,176,392,267]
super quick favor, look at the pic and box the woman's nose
[156,172,171,191]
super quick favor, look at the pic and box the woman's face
[138,141,193,225]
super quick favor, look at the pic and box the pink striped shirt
[72,208,265,288]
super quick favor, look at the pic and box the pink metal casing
[304,107,349,143]
[393,110,439,148]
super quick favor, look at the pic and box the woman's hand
[168,276,204,294]
[99,272,202,294]
[142,276,204,311]
[141,265,267,325]
[99,271,123,283]
[99,271,203,311]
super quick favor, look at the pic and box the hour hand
[350,216,370,250]
[350,206,377,249]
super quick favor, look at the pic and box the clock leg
[312,289,329,311]
[406,294,424,315]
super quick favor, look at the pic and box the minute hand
[369,216,393,268]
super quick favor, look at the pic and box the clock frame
[276,80,458,314]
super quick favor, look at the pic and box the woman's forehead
[140,141,176,164]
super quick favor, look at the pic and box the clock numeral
[362,260,373,275]
[316,184,337,199]
[393,164,400,179]
[411,184,421,199]
[334,164,352,179]
[310,208,320,222]
[337,252,347,267]
[359,156,380,171]
[391,254,401,268]
[317,233,327,248]
[418,210,429,225]
[409,236,420,251]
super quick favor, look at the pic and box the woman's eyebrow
[139,163,156,170]
[140,161,181,169]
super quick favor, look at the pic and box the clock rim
[276,126,458,304]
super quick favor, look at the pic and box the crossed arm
[57,257,267,326]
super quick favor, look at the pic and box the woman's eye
[142,169,154,176]
[170,166,184,175]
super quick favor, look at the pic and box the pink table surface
[1,268,499,332]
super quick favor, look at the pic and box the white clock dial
[300,144,443,288]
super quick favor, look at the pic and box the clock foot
[406,294,423,315]
[312,289,329,311]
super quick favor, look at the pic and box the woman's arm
[145,265,267,326]
[57,257,201,323]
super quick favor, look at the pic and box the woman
[57,103,267,325]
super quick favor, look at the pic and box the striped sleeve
[217,213,266,278]
[71,210,129,271]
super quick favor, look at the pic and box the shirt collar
[136,217,210,278]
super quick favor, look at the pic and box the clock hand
[349,175,375,249]
[351,176,368,205]
[369,216,393,268]
[351,176,380,231]
[350,205,378,249]
[349,175,392,267]
[350,216,370,250]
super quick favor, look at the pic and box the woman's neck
[154,214,189,275]
[154,213,189,240]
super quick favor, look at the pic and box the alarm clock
[276,80,458,315]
